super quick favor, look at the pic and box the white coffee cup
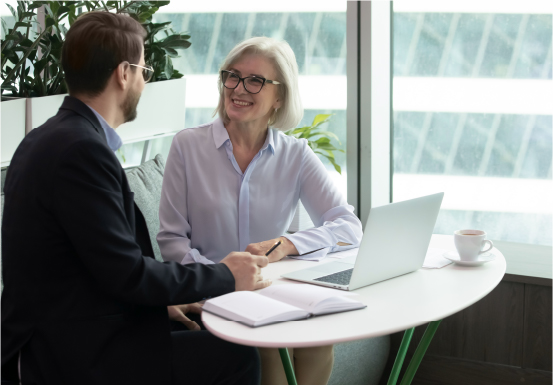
[454,230,494,261]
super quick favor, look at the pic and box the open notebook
[203,284,366,327]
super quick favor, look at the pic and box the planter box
[288,201,314,233]
[1,98,26,167]
[117,78,186,143]
[1,78,187,168]
[31,78,187,144]
[30,94,67,132]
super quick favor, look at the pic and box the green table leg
[278,348,298,385]
[399,320,442,385]
[386,320,443,385]
[387,327,415,385]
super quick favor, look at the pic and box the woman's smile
[232,98,253,107]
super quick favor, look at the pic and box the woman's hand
[245,237,299,263]
[167,303,203,331]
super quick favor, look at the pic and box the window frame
[347,1,393,225]
[348,1,552,279]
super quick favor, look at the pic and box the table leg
[387,327,415,385]
[400,320,442,385]
[387,320,443,385]
[278,348,298,385]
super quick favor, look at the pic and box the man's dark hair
[61,11,146,96]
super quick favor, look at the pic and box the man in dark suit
[1,11,270,385]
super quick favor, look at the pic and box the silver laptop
[281,192,444,291]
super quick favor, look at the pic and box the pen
[265,240,282,256]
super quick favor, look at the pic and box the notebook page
[258,284,357,313]
[204,291,306,324]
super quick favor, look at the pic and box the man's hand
[167,303,203,331]
[220,252,271,291]
[246,237,299,263]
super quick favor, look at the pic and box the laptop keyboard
[314,268,354,285]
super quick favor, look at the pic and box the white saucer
[443,251,496,266]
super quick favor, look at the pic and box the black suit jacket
[1,96,235,384]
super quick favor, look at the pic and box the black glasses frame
[221,70,280,94]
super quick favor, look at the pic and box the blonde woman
[158,37,362,385]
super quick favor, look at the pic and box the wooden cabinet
[380,274,552,385]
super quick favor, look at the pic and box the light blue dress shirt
[86,105,123,152]
[157,118,362,265]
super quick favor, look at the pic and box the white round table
[203,234,506,385]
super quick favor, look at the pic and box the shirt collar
[86,105,122,152]
[212,117,276,155]
[212,117,230,149]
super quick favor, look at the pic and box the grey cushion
[329,336,390,385]
[125,154,165,262]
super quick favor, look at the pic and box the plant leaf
[138,11,153,23]
[43,4,54,18]
[13,22,33,29]
[68,4,78,25]
[3,27,50,84]
[164,56,173,79]
[313,130,340,142]
[56,6,71,17]
[2,34,20,41]
[312,113,333,127]
[314,137,331,144]
[6,3,17,19]
[330,161,341,174]
[1,18,9,37]
[314,151,342,174]
[161,46,179,57]
[28,3,44,10]
[56,23,68,36]
[170,70,184,79]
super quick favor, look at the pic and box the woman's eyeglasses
[130,63,154,83]
[221,70,280,94]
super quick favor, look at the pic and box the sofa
[0,155,390,385]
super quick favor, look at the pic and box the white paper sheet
[325,248,359,259]
[423,248,453,269]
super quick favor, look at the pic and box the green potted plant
[1,1,191,165]
[285,114,344,232]
[285,113,343,174]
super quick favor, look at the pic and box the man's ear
[114,61,131,90]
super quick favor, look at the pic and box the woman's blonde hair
[215,37,303,131]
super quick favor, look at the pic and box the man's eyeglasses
[221,70,280,94]
[130,63,154,83]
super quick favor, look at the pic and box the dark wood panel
[391,281,524,365]
[523,284,553,371]
[381,276,552,385]
[503,273,552,287]
[403,355,552,385]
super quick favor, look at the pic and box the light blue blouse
[157,118,362,264]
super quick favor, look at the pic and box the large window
[117,2,348,197]
[392,2,552,246]
[4,1,551,250]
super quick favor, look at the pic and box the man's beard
[121,87,141,123]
